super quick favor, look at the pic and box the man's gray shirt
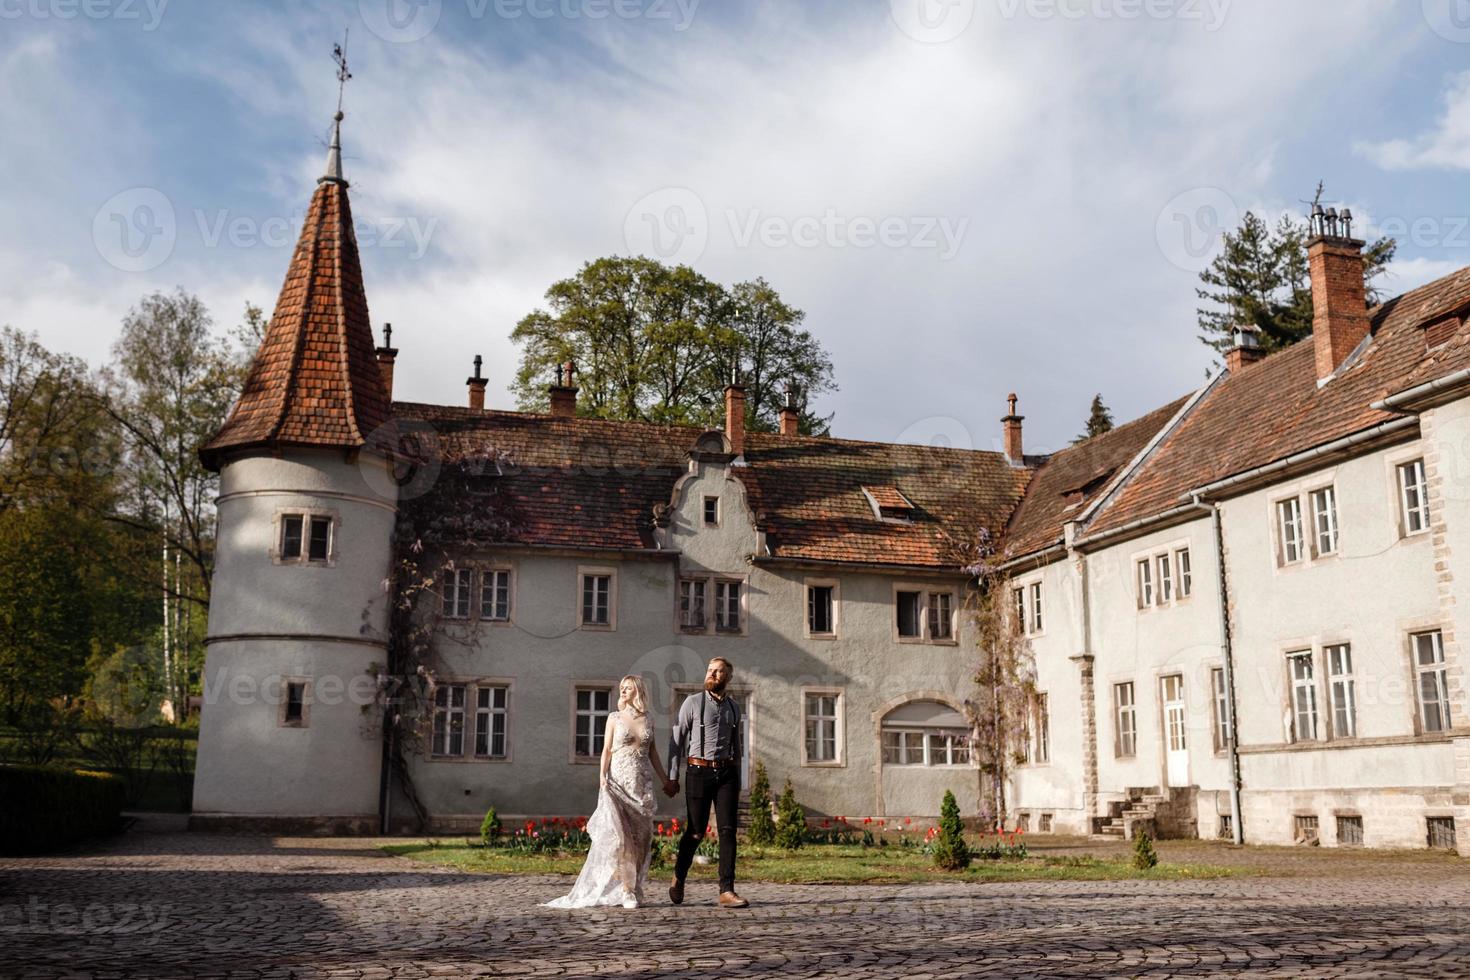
[667,690,741,780]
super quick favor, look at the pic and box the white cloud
[1358,70,1470,171]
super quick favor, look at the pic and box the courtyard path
[2,816,1467,978]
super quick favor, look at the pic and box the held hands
[663,778,679,797]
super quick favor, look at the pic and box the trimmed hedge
[0,765,126,854]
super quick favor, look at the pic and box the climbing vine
[365,442,522,831]
[945,526,1037,831]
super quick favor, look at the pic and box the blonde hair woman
[544,674,676,909]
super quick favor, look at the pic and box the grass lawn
[380,839,1242,884]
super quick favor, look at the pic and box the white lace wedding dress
[543,709,658,908]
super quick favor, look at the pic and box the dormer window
[862,485,916,523]
[1060,468,1116,508]
[1423,314,1462,351]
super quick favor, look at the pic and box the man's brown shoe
[668,879,684,905]
[718,891,749,908]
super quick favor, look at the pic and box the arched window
[880,700,971,766]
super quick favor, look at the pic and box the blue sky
[6,0,1470,454]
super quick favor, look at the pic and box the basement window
[1427,816,1456,849]
[1336,815,1363,846]
[1217,814,1233,840]
[1293,814,1320,845]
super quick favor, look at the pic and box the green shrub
[480,805,502,846]
[746,760,776,846]
[774,777,806,850]
[1132,830,1159,870]
[931,790,971,870]
[0,765,125,854]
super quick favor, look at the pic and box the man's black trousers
[674,764,739,892]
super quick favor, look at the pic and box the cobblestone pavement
[2,816,1469,979]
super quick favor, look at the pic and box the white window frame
[1325,643,1356,739]
[442,567,473,620]
[1157,553,1173,604]
[1287,650,1319,743]
[1412,630,1451,734]
[1113,681,1137,758]
[881,727,971,767]
[1210,667,1229,753]
[1137,559,1154,609]
[577,566,617,631]
[473,683,511,760]
[479,566,514,623]
[431,683,467,757]
[1033,692,1050,764]
[1277,496,1305,565]
[800,687,844,766]
[895,587,925,642]
[714,578,744,634]
[804,579,839,639]
[1176,547,1193,598]
[272,508,338,566]
[1310,485,1339,557]
[1029,581,1044,635]
[1398,459,1430,537]
[678,577,708,632]
[1012,586,1027,633]
[702,495,721,527]
[928,589,956,642]
[570,683,616,763]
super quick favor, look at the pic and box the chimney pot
[1308,222,1370,382]
[374,322,398,400]
[1224,325,1267,374]
[548,360,578,418]
[779,383,800,436]
[1002,393,1024,466]
[466,353,487,411]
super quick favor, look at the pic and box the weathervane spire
[321,30,351,185]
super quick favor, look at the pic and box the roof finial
[321,31,351,185]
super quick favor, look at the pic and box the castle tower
[191,110,399,831]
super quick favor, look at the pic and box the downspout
[1201,493,1243,846]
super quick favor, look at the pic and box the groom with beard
[665,657,749,908]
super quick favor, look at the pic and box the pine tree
[1132,830,1159,870]
[1072,394,1114,444]
[774,777,806,850]
[1196,193,1396,356]
[479,805,502,846]
[746,759,776,846]
[931,789,971,870]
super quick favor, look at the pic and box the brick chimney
[1223,324,1266,375]
[549,361,578,418]
[466,354,486,410]
[1307,204,1370,382]
[725,375,747,456]
[375,322,398,399]
[779,383,800,436]
[1002,393,1024,466]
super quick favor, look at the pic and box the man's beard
[704,675,729,694]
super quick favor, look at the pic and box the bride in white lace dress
[544,675,676,910]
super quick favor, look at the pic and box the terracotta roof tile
[199,179,390,471]
[1085,266,1470,538]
